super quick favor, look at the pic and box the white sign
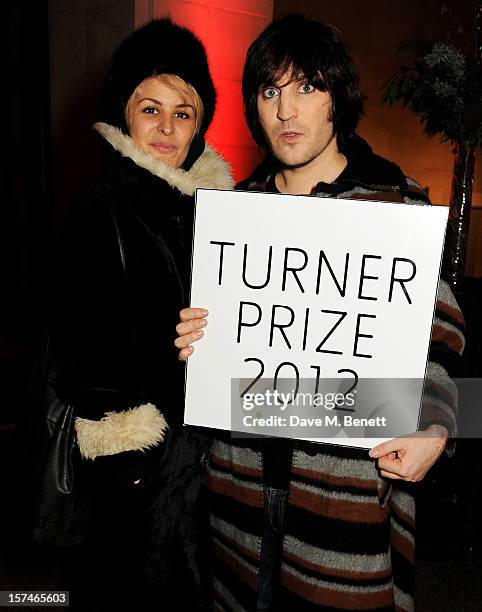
[184,189,448,448]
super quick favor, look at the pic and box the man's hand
[368,425,448,482]
[174,307,209,361]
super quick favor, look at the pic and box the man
[176,14,465,611]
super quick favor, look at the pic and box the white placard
[184,189,448,448]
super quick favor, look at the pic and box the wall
[49,0,134,222]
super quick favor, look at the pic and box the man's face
[257,71,336,169]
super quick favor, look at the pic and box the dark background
[1,1,481,609]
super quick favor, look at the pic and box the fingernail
[198,319,207,328]
[194,330,203,338]
[200,309,208,315]
[369,449,377,458]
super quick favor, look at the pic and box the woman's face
[128,77,197,168]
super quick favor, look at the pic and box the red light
[162,1,273,182]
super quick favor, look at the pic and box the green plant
[382,39,482,147]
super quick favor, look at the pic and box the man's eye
[299,83,315,94]
[175,111,191,120]
[262,87,279,99]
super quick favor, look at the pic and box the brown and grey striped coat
[207,146,465,612]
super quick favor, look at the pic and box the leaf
[390,80,401,101]
[400,76,412,95]
[383,91,393,105]
[381,73,397,90]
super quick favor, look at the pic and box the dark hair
[242,14,364,150]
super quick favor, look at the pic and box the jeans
[256,488,287,611]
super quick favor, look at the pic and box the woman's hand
[174,307,209,361]
[368,425,448,482]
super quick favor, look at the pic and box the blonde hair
[125,73,204,133]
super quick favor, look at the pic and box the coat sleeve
[402,178,465,445]
[419,277,465,451]
[51,199,168,481]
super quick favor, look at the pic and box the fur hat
[97,19,216,136]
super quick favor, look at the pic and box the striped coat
[207,145,465,611]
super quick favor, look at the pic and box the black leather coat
[50,123,233,608]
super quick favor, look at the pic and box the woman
[50,18,233,611]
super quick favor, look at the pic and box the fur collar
[94,122,234,196]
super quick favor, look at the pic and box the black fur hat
[97,19,216,135]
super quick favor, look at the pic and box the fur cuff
[75,403,168,460]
